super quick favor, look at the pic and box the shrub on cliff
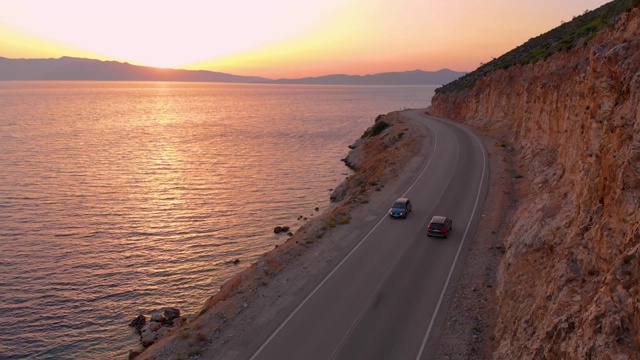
[361,115,391,138]
[370,120,390,136]
[361,120,390,138]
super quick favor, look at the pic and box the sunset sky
[0,0,611,78]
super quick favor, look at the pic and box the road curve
[245,110,490,360]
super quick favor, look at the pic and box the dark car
[389,197,412,218]
[427,216,452,238]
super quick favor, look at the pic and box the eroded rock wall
[430,8,640,359]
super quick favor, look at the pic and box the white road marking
[415,118,488,360]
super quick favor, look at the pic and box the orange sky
[0,0,611,78]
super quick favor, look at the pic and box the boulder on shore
[273,226,290,234]
[129,309,186,349]
[129,314,146,334]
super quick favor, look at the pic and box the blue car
[389,197,412,218]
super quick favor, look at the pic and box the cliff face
[430,8,640,359]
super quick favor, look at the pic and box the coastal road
[245,110,489,360]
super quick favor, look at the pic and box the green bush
[370,120,390,136]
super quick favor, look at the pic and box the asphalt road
[247,110,489,360]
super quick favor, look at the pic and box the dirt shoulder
[132,110,514,360]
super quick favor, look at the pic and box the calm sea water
[0,81,436,359]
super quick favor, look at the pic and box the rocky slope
[429,7,640,359]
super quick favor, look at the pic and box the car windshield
[430,223,444,229]
[392,202,406,209]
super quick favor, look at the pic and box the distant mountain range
[267,69,464,85]
[0,56,466,85]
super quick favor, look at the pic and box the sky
[0,0,612,79]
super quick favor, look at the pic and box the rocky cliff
[430,7,640,359]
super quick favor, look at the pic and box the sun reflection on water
[0,81,436,359]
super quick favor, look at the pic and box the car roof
[430,216,448,223]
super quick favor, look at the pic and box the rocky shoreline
[129,309,188,349]
[129,111,432,359]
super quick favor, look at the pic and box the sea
[0,81,437,359]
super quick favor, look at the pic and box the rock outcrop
[331,114,412,203]
[430,8,640,359]
[128,308,187,349]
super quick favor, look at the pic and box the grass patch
[196,331,209,342]
[188,348,203,357]
[326,212,351,228]
[336,213,351,225]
